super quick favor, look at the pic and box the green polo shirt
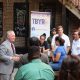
[14,59,55,80]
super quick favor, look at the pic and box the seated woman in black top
[39,34,49,55]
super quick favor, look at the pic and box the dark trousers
[0,74,12,80]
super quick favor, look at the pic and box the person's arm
[40,53,49,64]
[43,41,50,53]
[0,45,12,61]
[53,53,61,62]
[43,48,49,53]
[67,46,71,54]
[66,37,71,53]
[51,35,57,51]
[51,47,61,62]
[51,52,61,62]
[19,53,29,64]
[0,44,20,62]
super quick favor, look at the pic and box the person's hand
[14,54,23,57]
[50,52,53,57]
[14,54,20,57]
[12,56,20,62]
[43,47,45,53]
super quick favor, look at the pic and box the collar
[74,38,80,42]
[31,59,42,63]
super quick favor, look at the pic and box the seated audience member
[49,36,67,71]
[59,55,80,80]
[71,29,80,55]
[39,34,49,55]
[14,38,55,80]
[20,52,49,65]
[18,37,49,66]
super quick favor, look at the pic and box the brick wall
[3,0,13,35]
[2,0,26,47]
[1,0,62,47]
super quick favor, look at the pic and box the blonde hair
[7,30,15,38]
[0,30,15,44]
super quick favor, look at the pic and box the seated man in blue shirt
[14,37,55,80]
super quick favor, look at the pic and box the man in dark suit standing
[0,30,19,80]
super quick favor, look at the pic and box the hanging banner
[30,11,51,39]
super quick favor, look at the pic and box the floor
[12,68,18,80]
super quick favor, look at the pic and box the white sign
[30,11,51,39]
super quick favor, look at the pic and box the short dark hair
[42,33,46,37]
[40,34,46,40]
[51,28,56,32]
[72,29,80,36]
[55,36,65,46]
[28,46,40,61]
[59,55,80,80]
[29,37,40,46]
[56,25,63,31]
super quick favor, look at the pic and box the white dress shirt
[71,39,80,55]
[51,33,70,52]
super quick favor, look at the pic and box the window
[14,3,27,37]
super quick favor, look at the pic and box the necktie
[11,43,14,53]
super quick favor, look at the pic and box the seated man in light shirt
[15,37,49,68]
[14,37,55,80]
[51,25,70,54]
[71,29,80,55]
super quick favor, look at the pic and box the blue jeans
[49,62,61,71]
